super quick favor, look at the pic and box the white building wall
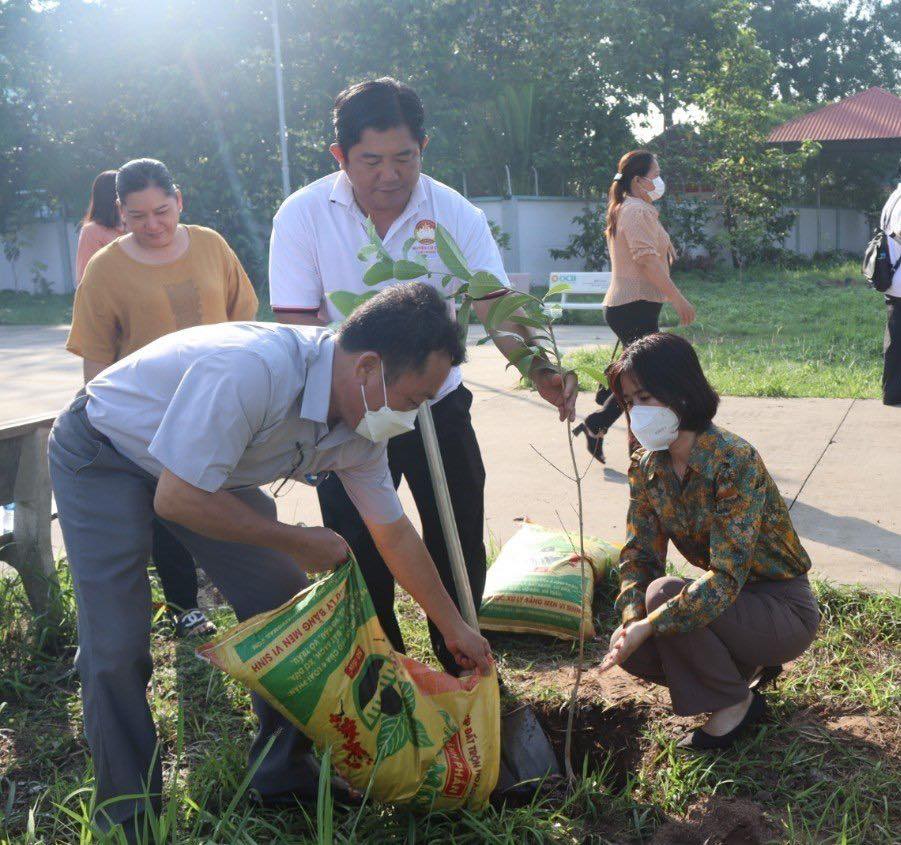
[0,219,77,294]
[0,201,871,294]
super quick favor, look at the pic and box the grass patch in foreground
[561,260,885,399]
[0,559,898,844]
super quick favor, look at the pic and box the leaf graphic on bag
[411,717,433,748]
[376,712,411,759]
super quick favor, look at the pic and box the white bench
[548,271,611,311]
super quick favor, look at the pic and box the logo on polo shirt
[413,219,437,256]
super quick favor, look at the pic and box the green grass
[2,260,885,399]
[1,558,897,844]
[0,291,73,326]
[562,260,885,400]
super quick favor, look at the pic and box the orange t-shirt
[75,221,123,284]
[67,225,259,364]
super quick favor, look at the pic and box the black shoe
[174,608,217,639]
[249,778,363,810]
[573,415,606,464]
[750,665,783,690]
[676,691,767,752]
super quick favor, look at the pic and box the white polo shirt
[268,171,510,402]
[881,182,901,298]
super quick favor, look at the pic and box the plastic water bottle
[1,503,13,535]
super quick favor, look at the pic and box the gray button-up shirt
[85,322,403,524]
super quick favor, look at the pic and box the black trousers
[593,299,664,431]
[151,520,199,614]
[884,296,901,406]
[317,385,487,675]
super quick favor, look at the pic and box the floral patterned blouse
[616,424,812,636]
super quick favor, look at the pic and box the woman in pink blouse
[75,170,124,284]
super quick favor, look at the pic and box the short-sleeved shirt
[268,171,510,402]
[84,322,403,525]
[68,225,259,365]
[881,182,901,298]
[615,424,812,635]
[75,221,123,284]
[604,196,671,308]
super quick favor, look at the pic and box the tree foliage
[1,0,898,282]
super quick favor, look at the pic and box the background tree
[698,27,817,269]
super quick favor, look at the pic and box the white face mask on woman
[354,363,419,442]
[629,404,680,451]
[646,176,666,201]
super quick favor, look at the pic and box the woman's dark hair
[333,77,426,156]
[607,333,719,432]
[337,282,465,381]
[606,149,655,239]
[82,170,120,230]
[116,158,178,205]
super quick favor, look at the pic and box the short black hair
[116,158,177,204]
[337,282,465,381]
[607,333,719,432]
[333,77,425,156]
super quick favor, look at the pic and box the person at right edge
[575,149,696,462]
[880,161,901,406]
[597,333,820,751]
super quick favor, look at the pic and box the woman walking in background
[598,333,820,750]
[575,150,696,462]
[66,158,259,637]
[75,170,124,284]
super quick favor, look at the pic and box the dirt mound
[651,797,781,845]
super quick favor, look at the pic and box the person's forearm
[275,311,328,327]
[154,470,301,555]
[83,358,108,384]
[637,255,682,301]
[368,516,468,636]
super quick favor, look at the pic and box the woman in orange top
[575,150,696,462]
[67,158,259,638]
[75,171,124,284]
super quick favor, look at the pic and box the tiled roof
[767,87,901,143]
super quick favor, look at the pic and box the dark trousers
[317,385,486,675]
[151,521,199,614]
[621,575,820,716]
[884,296,901,406]
[593,299,663,431]
[49,396,311,829]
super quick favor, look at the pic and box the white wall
[472,196,870,277]
[0,220,77,294]
[0,200,871,295]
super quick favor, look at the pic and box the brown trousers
[622,575,820,716]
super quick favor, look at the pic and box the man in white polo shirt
[880,161,901,405]
[269,78,576,674]
[48,284,491,834]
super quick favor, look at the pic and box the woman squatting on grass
[598,333,821,750]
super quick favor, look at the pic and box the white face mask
[647,176,666,201]
[629,405,680,451]
[354,363,419,442]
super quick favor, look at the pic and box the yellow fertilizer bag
[197,557,499,811]
[478,523,619,641]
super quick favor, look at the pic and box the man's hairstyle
[607,333,719,432]
[337,282,465,380]
[333,77,425,156]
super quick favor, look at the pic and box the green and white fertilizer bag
[478,523,620,640]
[198,556,500,810]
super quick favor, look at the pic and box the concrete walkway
[1,323,898,592]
